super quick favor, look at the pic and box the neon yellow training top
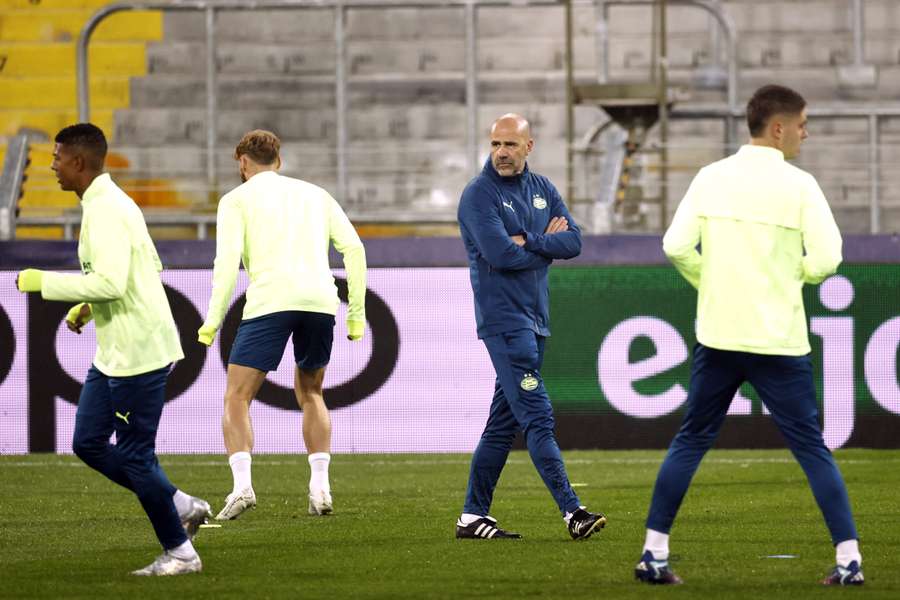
[662,144,843,356]
[201,171,367,337]
[41,173,185,376]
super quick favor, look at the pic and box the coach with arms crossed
[635,85,864,586]
[455,113,606,540]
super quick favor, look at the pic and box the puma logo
[115,411,131,425]
[502,200,515,213]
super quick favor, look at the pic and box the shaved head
[490,113,533,177]
[491,113,531,138]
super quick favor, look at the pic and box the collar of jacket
[482,158,530,185]
[81,172,113,205]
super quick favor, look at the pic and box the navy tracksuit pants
[72,364,187,550]
[464,328,580,517]
[646,344,858,545]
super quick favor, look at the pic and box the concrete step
[0,0,117,8]
[161,6,599,43]
[0,41,145,77]
[127,70,592,109]
[0,9,162,42]
[112,103,602,145]
[0,107,113,138]
[0,76,128,109]
[144,36,597,77]
[604,64,900,102]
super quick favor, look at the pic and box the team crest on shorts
[532,196,547,209]
[520,373,539,391]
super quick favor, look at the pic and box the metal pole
[658,0,668,227]
[77,4,132,123]
[593,0,738,148]
[77,28,91,123]
[650,1,658,82]
[596,1,609,83]
[464,1,479,175]
[205,5,218,199]
[868,113,880,234]
[708,0,720,66]
[851,0,864,66]
[565,0,576,202]
[0,134,29,240]
[335,4,348,204]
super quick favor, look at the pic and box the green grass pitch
[2,449,898,599]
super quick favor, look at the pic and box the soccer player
[455,113,606,540]
[635,85,863,586]
[15,123,210,576]
[197,129,366,520]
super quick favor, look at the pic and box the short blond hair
[234,129,280,165]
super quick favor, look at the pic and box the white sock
[229,451,252,493]
[459,513,483,526]
[172,489,193,517]
[836,539,862,567]
[308,452,331,493]
[168,539,198,561]
[643,528,670,561]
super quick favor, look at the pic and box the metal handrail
[0,134,30,240]
[669,104,900,234]
[593,0,740,140]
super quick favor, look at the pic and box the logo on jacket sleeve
[532,196,547,209]
[520,373,539,391]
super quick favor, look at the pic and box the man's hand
[545,216,569,234]
[510,234,526,247]
[16,269,44,293]
[347,319,365,341]
[65,303,92,334]
[197,325,216,346]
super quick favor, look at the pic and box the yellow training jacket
[201,171,366,335]
[663,144,842,356]
[41,173,184,376]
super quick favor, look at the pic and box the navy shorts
[229,310,335,372]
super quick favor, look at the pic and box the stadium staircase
[0,0,190,238]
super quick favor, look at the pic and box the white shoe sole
[308,493,333,516]
[215,490,257,521]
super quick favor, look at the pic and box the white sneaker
[308,489,333,515]
[180,496,212,540]
[215,487,257,520]
[131,552,202,576]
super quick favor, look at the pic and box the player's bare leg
[215,364,267,520]
[295,366,333,514]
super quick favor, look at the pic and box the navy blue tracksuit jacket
[458,160,582,339]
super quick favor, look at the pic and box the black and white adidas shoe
[822,561,864,586]
[455,516,522,539]
[567,507,607,540]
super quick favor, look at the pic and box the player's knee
[481,428,516,446]
[522,413,556,436]
[224,386,253,406]
[674,429,717,449]
[72,436,100,461]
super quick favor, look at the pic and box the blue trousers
[464,329,580,516]
[646,344,858,545]
[72,364,187,550]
